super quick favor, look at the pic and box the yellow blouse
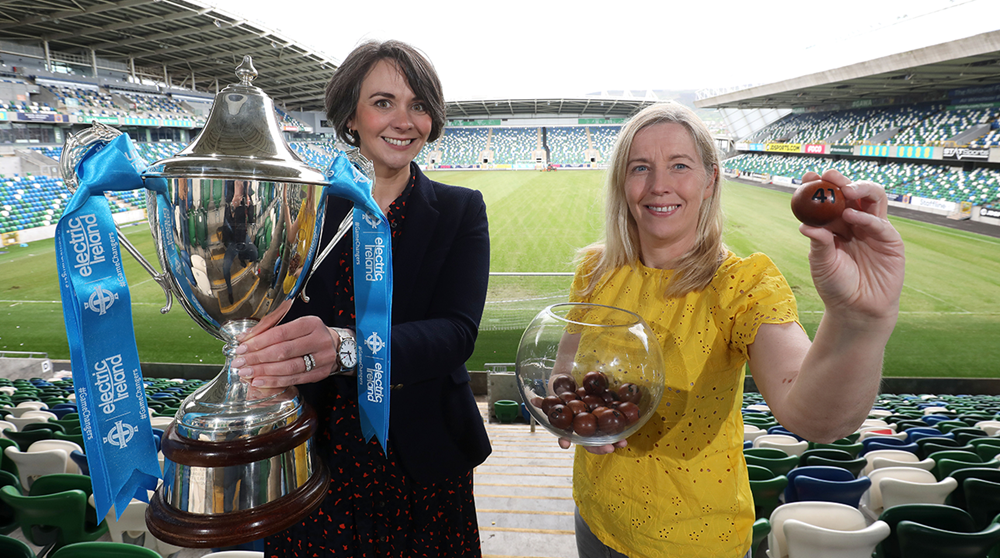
[570,251,799,558]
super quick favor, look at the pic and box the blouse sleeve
[722,253,800,359]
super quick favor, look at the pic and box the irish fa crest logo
[85,286,118,315]
[351,165,368,185]
[363,211,381,229]
[104,420,136,449]
[365,331,385,355]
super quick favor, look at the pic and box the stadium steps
[950,123,991,145]
[477,399,577,558]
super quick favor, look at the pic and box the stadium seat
[3,402,48,417]
[0,420,16,438]
[810,439,864,458]
[782,517,890,558]
[768,501,871,558]
[89,493,184,557]
[751,517,770,558]
[4,446,73,491]
[68,451,88,477]
[0,470,21,535]
[744,448,799,478]
[879,476,957,513]
[755,434,808,457]
[802,454,868,479]
[861,467,945,520]
[896,519,1000,558]
[0,534,35,558]
[744,424,766,444]
[4,430,54,452]
[3,415,51,432]
[874,504,976,558]
[49,541,161,558]
[0,475,107,554]
[930,451,999,480]
[747,464,786,520]
[28,440,82,475]
[961,477,1000,530]
[792,474,872,508]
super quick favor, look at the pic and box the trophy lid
[145,55,327,184]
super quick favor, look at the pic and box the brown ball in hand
[791,179,846,226]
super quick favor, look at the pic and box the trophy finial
[236,55,257,86]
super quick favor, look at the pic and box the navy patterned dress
[264,170,483,557]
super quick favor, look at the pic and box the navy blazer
[287,163,492,483]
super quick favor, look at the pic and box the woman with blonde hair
[561,102,905,558]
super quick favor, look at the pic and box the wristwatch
[334,328,358,371]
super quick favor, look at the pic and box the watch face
[340,338,358,368]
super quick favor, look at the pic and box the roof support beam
[0,0,157,32]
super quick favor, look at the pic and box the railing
[0,351,49,360]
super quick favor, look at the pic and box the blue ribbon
[322,153,392,451]
[55,134,162,520]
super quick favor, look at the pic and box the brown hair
[576,102,725,299]
[324,39,446,146]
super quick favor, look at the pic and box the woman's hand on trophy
[232,316,343,386]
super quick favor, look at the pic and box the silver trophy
[59,56,355,547]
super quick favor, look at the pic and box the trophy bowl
[60,56,337,547]
[516,303,665,446]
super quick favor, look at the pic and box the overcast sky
[211,0,1000,101]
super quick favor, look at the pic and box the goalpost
[481,272,575,331]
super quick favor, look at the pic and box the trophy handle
[299,144,375,304]
[299,212,352,303]
[59,123,174,315]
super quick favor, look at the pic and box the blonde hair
[575,102,725,299]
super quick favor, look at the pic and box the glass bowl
[515,302,665,446]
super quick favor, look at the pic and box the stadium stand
[742,112,828,144]
[546,126,588,165]
[489,127,538,165]
[838,105,942,145]
[290,141,335,170]
[589,125,622,161]
[0,175,69,231]
[889,106,1000,146]
[133,142,184,165]
[724,153,1000,206]
[276,107,311,132]
[970,123,1000,148]
[424,127,490,167]
[40,83,127,117]
[113,91,189,119]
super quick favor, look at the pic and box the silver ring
[302,353,316,373]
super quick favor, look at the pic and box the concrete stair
[477,416,576,558]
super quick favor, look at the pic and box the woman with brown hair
[232,40,492,557]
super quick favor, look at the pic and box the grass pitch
[1,169,998,378]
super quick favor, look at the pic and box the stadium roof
[695,30,1000,111]
[444,97,656,120]
[0,0,339,111]
[0,0,655,120]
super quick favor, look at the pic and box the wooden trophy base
[146,404,330,548]
[146,461,329,548]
